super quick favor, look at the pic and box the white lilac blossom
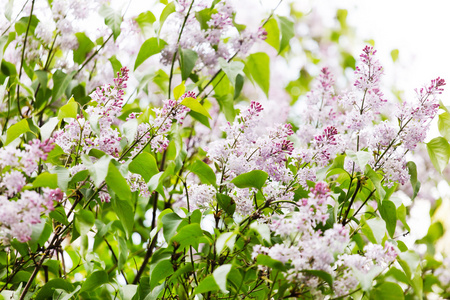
[0,140,63,244]
[252,181,398,295]
[160,0,266,73]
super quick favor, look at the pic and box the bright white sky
[344,0,450,101]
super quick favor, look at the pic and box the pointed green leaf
[218,58,244,87]
[230,170,268,190]
[262,18,280,51]
[80,270,108,293]
[52,70,74,102]
[99,6,122,40]
[32,172,58,189]
[180,97,211,119]
[150,260,174,288]
[390,49,400,63]
[161,213,183,242]
[160,2,176,30]
[134,37,167,70]
[173,82,186,100]
[193,276,219,294]
[180,48,198,81]
[73,33,95,64]
[105,162,131,201]
[277,16,294,54]
[256,254,286,271]
[5,119,30,145]
[57,97,78,120]
[380,200,397,238]
[111,194,134,238]
[426,137,450,173]
[246,52,270,97]
[129,152,159,182]
[171,223,203,250]
[406,161,420,200]
[188,159,216,186]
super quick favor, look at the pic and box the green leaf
[5,119,30,145]
[111,195,135,238]
[57,97,78,120]
[80,270,109,293]
[426,137,450,173]
[216,193,235,215]
[218,58,244,87]
[161,213,182,242]
[49,206,69,226]
[99,5,122,40]
[216,94,236,122]
[195,8,213,30]
[193,276,219,294]
[180,97,211,119]
[365,165,386,201]
[301,270,333,287]
[246,52,270,97]
[73,33,95,64]
[73,209,95,241]
[109,55,122,75]
[390,49,399,63]
[380,200,397,238]
[256,255,286,271]
[188,160,216,186]
[173,82,185,100]
[213,264,232,294]
[135,11,156,31]
[277,16,294,54]
[105,162,131,201]
[32,172,58,189]
[171,223,203,250]
[35,279,74,300]
[82,155,112,188]
[134,37,167,70]
[406,161,420,200]
[438,112,450,140]
[52,70,74,102]
[159,2,176,30]
[129,152,159,183]
[397,204,410,232]
[117,236,128,272]
[180,48,198,81]
[262,18,280,51]
[230,170,268,190]
[346,150,371,171]
[150,260,174,289]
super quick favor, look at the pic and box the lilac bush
[0,0,450,299]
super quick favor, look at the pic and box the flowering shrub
[1,1,450,299]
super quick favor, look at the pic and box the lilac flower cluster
[299,46,446,187]
[161,0,266,72]
[0,139,63,244]
[252,182,397,297]
[54,68,129,158]
[54,68,193,201]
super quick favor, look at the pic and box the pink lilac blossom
[161,0,266,73]
[0,188,63,244]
